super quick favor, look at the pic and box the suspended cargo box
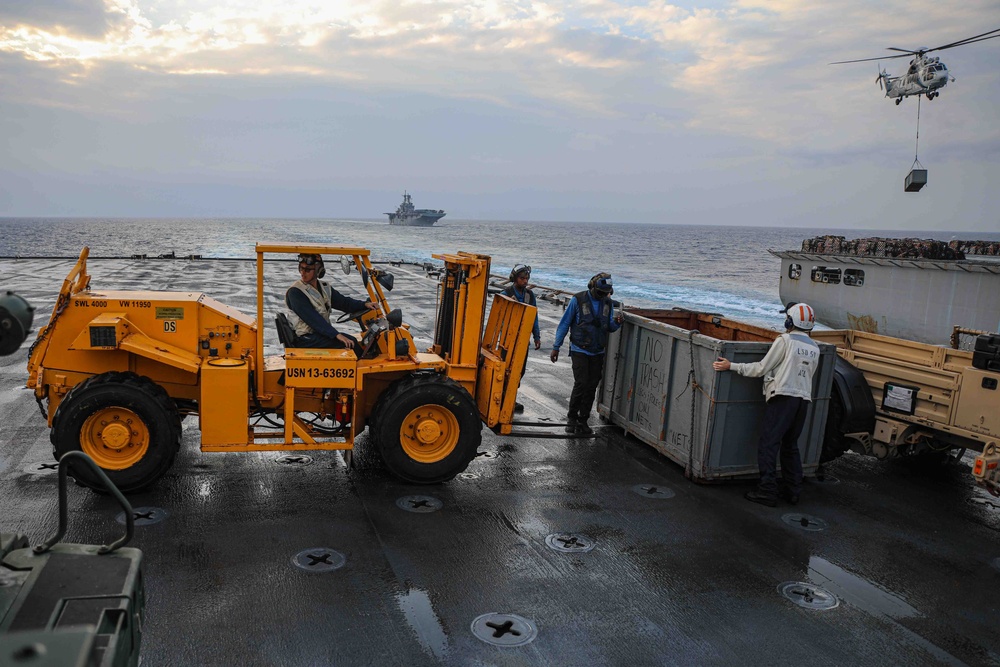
[597,309,836,482]
[905,168,927,192]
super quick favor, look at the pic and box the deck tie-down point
[545,533,595,553]
[116,506,169,526]
[23,461,60,475]
[276,454,313,466]
[487,621,519,638]
[632,484,675,499]
[307,553,334,566]
[396,495,443,513]
[292,548,345,572]
[471,613,538,646]
[778,582,839,610]
[781,513,828,532]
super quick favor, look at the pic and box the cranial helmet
[509,264,531,282]
[784,302,815,331]
[298,253,326,279]
[588,272,614,296]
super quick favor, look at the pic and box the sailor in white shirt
[713,303,820,507]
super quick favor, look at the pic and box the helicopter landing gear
[895,98,902,105]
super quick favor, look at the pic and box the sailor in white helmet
[713,302,820,507]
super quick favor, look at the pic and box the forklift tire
[373,373,481,483]
[51,372,182,494]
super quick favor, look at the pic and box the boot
[777,480,800,505]
[779,488,800,505]
[744,489,778,507]
[564,416,580,434]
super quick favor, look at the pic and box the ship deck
[1,256,998,666]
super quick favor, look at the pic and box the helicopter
[831,28,1000,105]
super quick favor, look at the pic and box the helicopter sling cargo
[25,244,536,492]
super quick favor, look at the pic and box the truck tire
[820,391,851,463]
[51,372,182,493]
[373,373,481,483]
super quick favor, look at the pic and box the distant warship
[385,191,445,227]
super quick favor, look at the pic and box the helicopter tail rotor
[875,64,884,90]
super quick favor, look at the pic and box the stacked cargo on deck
[799,236,1000,260]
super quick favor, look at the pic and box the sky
[1,1,998,231]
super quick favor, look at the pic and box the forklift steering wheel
[336,308,371,324]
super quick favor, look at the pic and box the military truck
[816,327,999,494]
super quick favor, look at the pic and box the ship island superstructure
[772,235,1000,345]
[385,191,445,227]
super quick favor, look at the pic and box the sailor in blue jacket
[502,264,542,413]
[550,273,623,434]
[502,264,541,350]
[285,253,375,354]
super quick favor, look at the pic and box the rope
[912,95,923,170]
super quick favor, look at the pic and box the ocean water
[2,217,998,329]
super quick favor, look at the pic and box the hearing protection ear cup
[784,315,794,331]
[297,253,327,279]
[589,272,612,292]
[588,273,605,290]
[509,264,531,282]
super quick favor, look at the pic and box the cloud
[568,132,611,150]
[1,0,999,225]
[0,0,117,39]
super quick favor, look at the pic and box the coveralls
[728,332,820,498]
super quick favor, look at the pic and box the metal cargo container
[597,309,836,482]
[904,168,927,192]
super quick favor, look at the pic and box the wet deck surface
[1,256,998,666]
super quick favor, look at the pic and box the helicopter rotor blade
[830,27,1000,65]
[934,32,1000,51]
[830,52,913,65]
[924,27,1000,54]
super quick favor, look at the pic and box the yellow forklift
[26,243,536,492]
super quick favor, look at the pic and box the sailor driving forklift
[286,253,376,353]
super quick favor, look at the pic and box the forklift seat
[275,313,298,347]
